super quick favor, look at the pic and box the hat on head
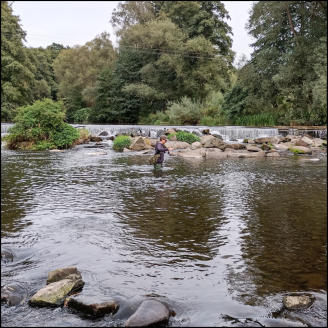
[160,135,167,141]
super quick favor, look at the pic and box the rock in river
[283,294,315,310]
[47,266,82,284]
[125,299,170,327]
[29,267,84,307]
[65,294,119,317]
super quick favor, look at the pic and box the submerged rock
[1,249,14,263]
[47,267,82,284]
[1,283,26,306]
[289,146,312,154]
[66,295,119,317]
[283,294,315,310]
[125,299,170,327]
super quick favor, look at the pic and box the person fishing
[152,135,173,169]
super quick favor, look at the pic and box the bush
[51,124,80,149]
[166,97,202,125]
[175,131,200,144]
[4,99,80,150]
[72,107,91,123]
[113,135,131,151]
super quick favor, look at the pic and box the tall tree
[53,32,116,122]
[1,1,36,121]
[236,1,327,125]
[111,1,234,65]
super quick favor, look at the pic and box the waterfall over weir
[71,124,280,142]
[2,123,326,141]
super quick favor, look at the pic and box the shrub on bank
[3,99,81,150]
[113,135,131,151]
[168,131,200,144]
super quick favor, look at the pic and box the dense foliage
[229,1,327,126]
[2,1,327,126]
[4,99,80,150]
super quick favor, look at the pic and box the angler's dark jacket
[155,141,169,164]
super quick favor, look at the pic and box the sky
[11,1,255,65]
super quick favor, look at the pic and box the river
[1,129,327,327]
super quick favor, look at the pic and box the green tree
[235,1,327,125]
[1,1,36,121]
[53,32,116,122]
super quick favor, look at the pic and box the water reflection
[1,145,327,327]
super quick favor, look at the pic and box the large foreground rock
[66,295,119,317]
[29,276,84,307]
[125,299,170,327]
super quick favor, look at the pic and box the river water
[1,138,327,326]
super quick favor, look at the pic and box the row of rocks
[119,133,326,159]
[4,266,172,327]
[1,261,317,326]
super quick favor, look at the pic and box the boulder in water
[125,299,170,327]
[29,276,84,307]
[283,294,315,310]
[99,131,108,136]
[289,146,312,154]
[129,137,147,151]
[201,135,225,149]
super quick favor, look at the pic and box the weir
[1,123,326,141]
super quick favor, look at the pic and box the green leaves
[5,99,79,150]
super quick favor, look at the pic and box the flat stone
[225,143,246,150]
[47,267,81,284]
[66,295,119,317]
[227,150,265,158]
[29,278,85,307]
[283,294,315,310]
[177,149,205,158]
[205,148,228,159]
[191,141,202,150]
[125,299,170,327]
[246,145,261,152]
[289,146,312,154]
[266,152,280,157]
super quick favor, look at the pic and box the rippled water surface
[1,143,327,327]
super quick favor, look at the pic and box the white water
[2,123,326,142]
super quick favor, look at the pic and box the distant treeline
[1,1,327,126]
